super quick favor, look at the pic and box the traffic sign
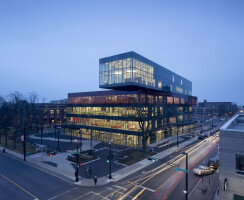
[21,135,24,142]
[173,167,189,173]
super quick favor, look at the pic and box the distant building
[38,101,66,128]
[219,114,244,200]
[64,52,197,147]
[193,100,238,119]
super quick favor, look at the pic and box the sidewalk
[0,135,198,187]
[29,134,101,151]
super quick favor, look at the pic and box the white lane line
[136,184,155,193]
[114,185,127,191]
[72,191,93,200]
[48,187,78,200]
[106,187,124,195]
[91,191,110,200]
[188,178,202,198]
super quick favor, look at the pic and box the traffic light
[148,157,156,162]
[107,156,110,163]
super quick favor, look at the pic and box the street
[0,133,219,200]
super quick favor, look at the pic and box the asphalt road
[1,133,219,200]
[0,153,89,200]
[82,133,219,200]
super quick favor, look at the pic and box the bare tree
[7,91,27,149]
[28,92,40,134]
[0,98,12,145]
[126,103,158,157]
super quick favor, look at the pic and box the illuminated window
[181,98,184,104]
[178,115,183,121]
[174,98,179,104]
[158,81,162,88]
[189,107,192,112]
[169,117,176,124]
[179,107,183,112]
[176,87,183,93]
[167,97,173,104]
[170,85,172,91]
[181,79,182,85]
[172,75,174,82]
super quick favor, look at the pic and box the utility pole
[182,152,188,200]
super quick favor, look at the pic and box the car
[204,132,210,137]
[193,165,214,175]
[208,157,219,169]
[198,134,205,140]
[215,154,220,160]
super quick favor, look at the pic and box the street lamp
[74,139,79,182]
[177,126,180,147]
[108,139,113,179]
[79,130,82,153]
[57,126,60,151]
[41,124,43,145]
[181,152,188,200]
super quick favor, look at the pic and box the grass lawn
[120,149,156,166]
[0,135,36,155]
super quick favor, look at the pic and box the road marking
[72,191,93,200]
[2,152,73,185]
[188,177,202,198]
[114,185,127,191]
[48,187,78,200]
[106,187,124,194]
[132,188,145,200]
[91,191,110,200]
[136,184,155,192]
[0,173,39,200]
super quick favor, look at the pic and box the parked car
[193,165,214,175]
[204,132,210,137]
[208,157,219,169]
[198,134,205,140]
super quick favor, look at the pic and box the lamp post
[182,152,188,200]
[74,139,79,182]
[23,127,26,161]
[41,125,43,145]
[109,139,113,179]
[90,130,93,148]
[57,127,60,151]
[177,126,179,147]
[54,125,57,140]
[79,130,82,153]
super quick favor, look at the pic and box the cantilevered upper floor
[99,51,192,95]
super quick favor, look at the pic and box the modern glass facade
[65,52,197,147]
[99,51,192,95]
[65,90,197,147]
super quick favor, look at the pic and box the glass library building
[65,52,197,148]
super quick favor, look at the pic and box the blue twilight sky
[0,0,244,104]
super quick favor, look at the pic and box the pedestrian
[89,165,92,175]
[94,176,97,186]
